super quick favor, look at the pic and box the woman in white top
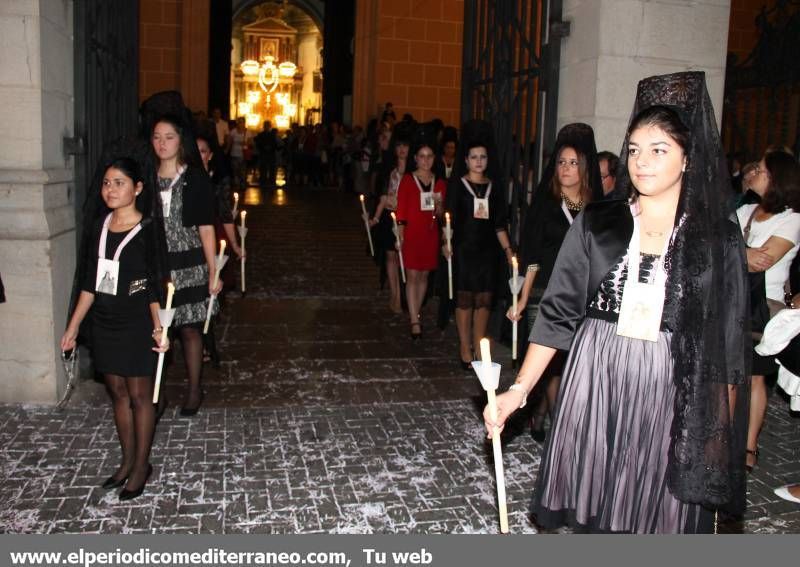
[736,149,800,472]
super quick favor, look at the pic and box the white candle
[479,338,509,533]
[153,282,176,403]
[240,210,247,293]
[203,240,226,334]
[445,212,453,300]
[512,256,518,361]
[391,212,406,283]
[360,194,374,256]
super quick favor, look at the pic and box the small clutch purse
[128,279,148,296]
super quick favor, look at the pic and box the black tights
[105,374,154,490]
[178,325,203,407]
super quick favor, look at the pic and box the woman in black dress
[508,123,602,438]
[369,127,411,314]
[444,121,512,367]
[196,134,243,365]
[485,72,749,533]
[151,115,220,416]
[61,157,168,501]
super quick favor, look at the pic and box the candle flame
[359,194,364,202]
[241,210,247,218]
[445,212,450,221]
[390,212,396,220]
[512,255,517,268]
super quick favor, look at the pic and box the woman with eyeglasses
[736,149,800,472]
[508,124,603,440]
[395,132,447,339]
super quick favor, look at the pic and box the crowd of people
[60,71,800,531]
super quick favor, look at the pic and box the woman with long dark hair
[444,120,512,368]
[508,123,602,439]
[62,156,168,500]
[151,114,220,416]
[736,149,800,471]
[370,126,411,314]
[396,132,447,338]
[485,72,749,533]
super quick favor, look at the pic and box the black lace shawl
[615,72,751,513]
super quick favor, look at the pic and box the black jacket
[519,190,578,291]
[178,166,215,228]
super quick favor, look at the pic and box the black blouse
[519,190,576,290]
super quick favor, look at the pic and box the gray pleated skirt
[531,317,712,533]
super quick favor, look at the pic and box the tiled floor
[1,184,798,533]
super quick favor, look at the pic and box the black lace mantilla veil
[615,72,751,513]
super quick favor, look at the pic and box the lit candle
[203,240,227,334]
[445,212,453,300]
[512,256,518,361]
[359,194,374,256]
[153,281,176,403]
[233,192,240,216]
[391,211,406,283]
[239,210,247,294]
[478,338,509,533]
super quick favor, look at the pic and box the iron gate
[722,0,800,159]
[72,0,140,234]
[460,0,567,243]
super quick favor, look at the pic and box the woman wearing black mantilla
[484,72,750,533]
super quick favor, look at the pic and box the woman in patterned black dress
[152,115,221,416]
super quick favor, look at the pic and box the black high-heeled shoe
[460,348,474,370]
[530,413,547,443]
[119,464,153,502]
[179,392,204,417]
[101,474,128,490]
[745,447,759,473]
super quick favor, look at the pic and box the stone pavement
[1,184,799,534]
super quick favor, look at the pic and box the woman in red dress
[396,139,446,338]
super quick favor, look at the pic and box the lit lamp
[240,59,260,76]
[275,115,290,129]
[246,113,262,128]
[237,102,252,116]
[278,61,297,77]
[286,103,298,118]
[246,90,261,104]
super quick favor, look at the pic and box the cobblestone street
[1,185,799,534]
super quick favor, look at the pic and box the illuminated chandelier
[240,55,297,93]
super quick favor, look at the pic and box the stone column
[557,0,731,153]
[0,0,75,403]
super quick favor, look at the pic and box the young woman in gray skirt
[485,72,750,533]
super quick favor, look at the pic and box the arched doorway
[230,1,324,130]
